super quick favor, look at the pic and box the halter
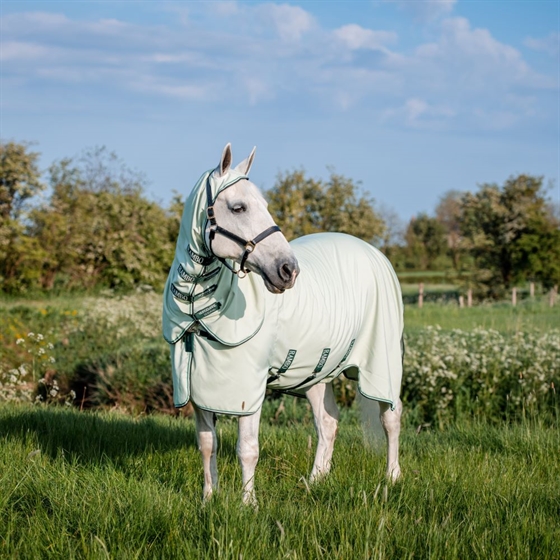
[205,175,281,278]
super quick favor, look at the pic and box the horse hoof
[242,492,258,509]
[387,466,402,483]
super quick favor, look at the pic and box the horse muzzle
[258,256,300,294]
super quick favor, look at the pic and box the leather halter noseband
[205,175,281,278]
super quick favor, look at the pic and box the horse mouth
[262,274,286,294]
[259,268,299,294]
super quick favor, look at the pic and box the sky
[1,0,559,221]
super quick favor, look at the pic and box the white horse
[163,144,404,505]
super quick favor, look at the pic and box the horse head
[204,143,300,294]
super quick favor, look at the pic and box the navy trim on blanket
[184,332,194,353]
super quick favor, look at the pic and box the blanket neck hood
[162,167,266,346]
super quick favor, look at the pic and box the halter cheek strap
[205,175,281,277]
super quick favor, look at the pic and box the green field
[404,298,559,333]
[1,404,559,559]
[1,293,559,558]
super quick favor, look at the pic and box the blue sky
[1,1,558,222]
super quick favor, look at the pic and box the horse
[162,144,404,505]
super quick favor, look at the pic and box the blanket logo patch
[194,302,221,320]
[313,348,331,373]
[187,245,213,266]
[278,349,297,373]
[340,339,355,364]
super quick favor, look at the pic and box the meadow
[0,291,559,558]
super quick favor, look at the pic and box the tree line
[1,141,558,298]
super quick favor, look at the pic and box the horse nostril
[279,262,294,283]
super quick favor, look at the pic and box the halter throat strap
[204,174,281,277]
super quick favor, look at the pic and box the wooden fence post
[467,289,472,307]
[550,285,558,307]
[530,282,535,298]
[418,283,424,309]
[459,295,464,308]
[512,287,517,306]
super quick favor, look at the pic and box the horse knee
[198,431,216,458]
[238,439,259,467]
[379,399,402,435]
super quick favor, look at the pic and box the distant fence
[402,282,558,307]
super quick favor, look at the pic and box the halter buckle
[206,206,216,222]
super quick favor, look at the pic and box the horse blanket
[163,168,404,415]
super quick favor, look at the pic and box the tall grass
[0,404,558,559]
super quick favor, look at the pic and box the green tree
[30,148,174,291]
[435,190,465,270]
[0,142,46,292]
[403,213,447,270]
[459,174,560,296]
[0,141,44,220]
[266,169,385,243]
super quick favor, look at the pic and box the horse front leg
[379,398,403,482]
[194,405,219,501]
[306,382,340,483]
[237,407,262,506]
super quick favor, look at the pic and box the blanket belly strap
[267,349,297,384]
[281,348,331,392]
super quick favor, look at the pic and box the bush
[403,326,559,426]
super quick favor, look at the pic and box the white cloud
[0,41,52,61]
[244,77,271,105]
[385,0,456,22]
[382,98,455,127]
[133,77,210,100]
[256,4,315,42]
[524,32,559,57]
[333,24,397,50]
[210,2,240,17]
[412,17,552,90]
[1,6,554,132]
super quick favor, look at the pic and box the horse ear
[219,143,232,176]
[234,146,256,175]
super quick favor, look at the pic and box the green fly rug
[163,169,404,415]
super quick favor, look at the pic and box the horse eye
[231,205,246,214]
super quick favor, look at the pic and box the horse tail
[356,393,385,452]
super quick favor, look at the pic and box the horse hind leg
[379,398,403,482]
[194,405,219,501]
[306,382,340,483]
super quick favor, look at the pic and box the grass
[1,292,559,558]
[0,403,559,559]
[404,298,559,333]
